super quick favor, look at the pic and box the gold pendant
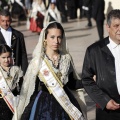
[56,72,62,80]
[6,76,13,81]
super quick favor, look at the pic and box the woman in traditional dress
[29,0,46,33]
[13,21,87,120]
[43,1,61,27]
[0,44,23,120]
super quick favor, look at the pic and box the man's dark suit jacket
[0,27,28,75]
[82,37,120,110]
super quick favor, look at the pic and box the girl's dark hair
[0,44,12,55]
[45,22,64,39]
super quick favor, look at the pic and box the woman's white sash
[0,69,15,113]
[38,58,83,120]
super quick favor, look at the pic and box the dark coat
[82,37,120,110]
[83,0,93,8]
[0,0,9,10]
[0,27,28,75]
[92,0,105,21]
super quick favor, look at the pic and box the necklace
[45,53,62,80]
[45,53,61,68]
[56,71,62,80]
[52,54,60,67]
[6,72,13,81]
[0,66,13,81]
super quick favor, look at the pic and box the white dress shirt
[107,37,120,94]
[0,27,12,47]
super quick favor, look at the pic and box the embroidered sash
[0,69,15,113]
[38,58,83,120]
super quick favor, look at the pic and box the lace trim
[13,54,71,120]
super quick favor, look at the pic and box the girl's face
[0,52,11,67]
[51,3,55,10]
[45,28,62,51]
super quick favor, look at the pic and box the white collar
[109,37,119,49]
[0,27,12,32]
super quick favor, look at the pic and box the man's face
[106,18,120,44]
[0,15,11,30]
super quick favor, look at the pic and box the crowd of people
[0,0,120,120]
[0,9,87,120]
[0,0,106,39]
[0,0,88,34]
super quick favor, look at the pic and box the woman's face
[0,52,11,67]
[45,28,62,51]
[51,3,55,10]
[38,0,42,4]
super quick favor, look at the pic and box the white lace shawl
[12,54,81,120]
[0,66,23,91]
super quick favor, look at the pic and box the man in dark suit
[56,0,68,23]
[0,0,9,10]
[92,0,105,40]
[66,0,77,19]
[0,9,28,75]
[82,9,120,120]
[82,0,93,27]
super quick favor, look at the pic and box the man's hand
[106,99,120,110]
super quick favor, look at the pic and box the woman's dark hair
[45,22,64,39]
[0,44,12,55]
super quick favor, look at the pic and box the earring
[43,40,47,48]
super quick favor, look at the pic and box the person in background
[56,0,68,23]
[29,0,46,34]
[12,21,87,120]
[43,0,50,10]
[43,1,61,27]
[82,0,93,28]
[66,0,76,19]
[0,44,23,120]
[0,9,28,75]
[82,9,120,120]
[11,0,27,25]
[0,0,9,10]
[77,0,84,19]
[92,0,105,40]
[25,0,32,15]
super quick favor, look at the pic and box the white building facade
[105,0,120,14]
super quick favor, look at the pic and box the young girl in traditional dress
[0,44,23,120]
[13,21,87,120]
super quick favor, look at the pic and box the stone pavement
[12,18,108,120]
